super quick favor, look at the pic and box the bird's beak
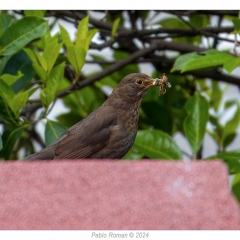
[153,78,159,86]
[147,78,161,87]
[145,77,158,87]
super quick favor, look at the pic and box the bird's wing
[54,107,117,159]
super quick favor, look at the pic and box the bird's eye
[136,79,143,84]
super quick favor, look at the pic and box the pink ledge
[0,160,240,230]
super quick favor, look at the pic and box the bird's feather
[54,107,117,159]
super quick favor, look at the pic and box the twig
[90,40,113,50]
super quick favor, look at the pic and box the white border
[1,2,240,10]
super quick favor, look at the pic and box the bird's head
[111,73,159,102]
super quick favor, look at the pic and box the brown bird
[24,73,169,160]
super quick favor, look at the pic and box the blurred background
[0,10,240,163]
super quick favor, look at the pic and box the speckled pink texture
[0,160,239,230]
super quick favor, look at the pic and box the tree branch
[21,44,159,117]
[59,43,159,97]
[113,27,235,38]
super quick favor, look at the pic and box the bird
[24,73,169,160]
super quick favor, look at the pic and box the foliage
[0,10,240,201]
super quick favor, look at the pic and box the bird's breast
[105,104,140,158]
[92,97,142,159]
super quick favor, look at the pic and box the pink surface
[0,160,239,230]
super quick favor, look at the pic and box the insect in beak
[153,73,171,95]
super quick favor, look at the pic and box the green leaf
[0,16,48,56]
[76,15,89,46]
[24,10,46,18]
[223,57,240,73]
[50,61,65,81]
[23,48,38,63]
[40,62,65,108]
[0,79,15,101]
[59,24,73,47]
[34,51,48,71]
[40,89,48,107]
[182,52,233,73]
[0,13,15,36]
[76,39,87,50]
[207,150,240,174]
[45,120,68,146]
[43,40,63,71]
[0,72,23,86]
[2,50,35,93]
[0,79,26,119]
[208,149,240,160]
[171,52,200,72]
[225,159,240,175]
[47,61,65,93]
[160,18,189,29]
[210,81,222,112]
[40,29,59,48]
[75,20,97,52]
[87,28,98,42]
[122,146,144,160]
[0,126,25,159]
[111,17,120,40]
[232,18,240,31]
[222,104,240,148]
[67,45,86,76]
[184,92,209,155]
[190,14,209,28]
[0,95,18,124]
[32,62,47,81]
[0,55,11,74]
[232,173,240,203]
[133,129,182,160]
[82,28,98,51]
[11,90,29,117]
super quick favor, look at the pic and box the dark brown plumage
[24,73,160,160]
